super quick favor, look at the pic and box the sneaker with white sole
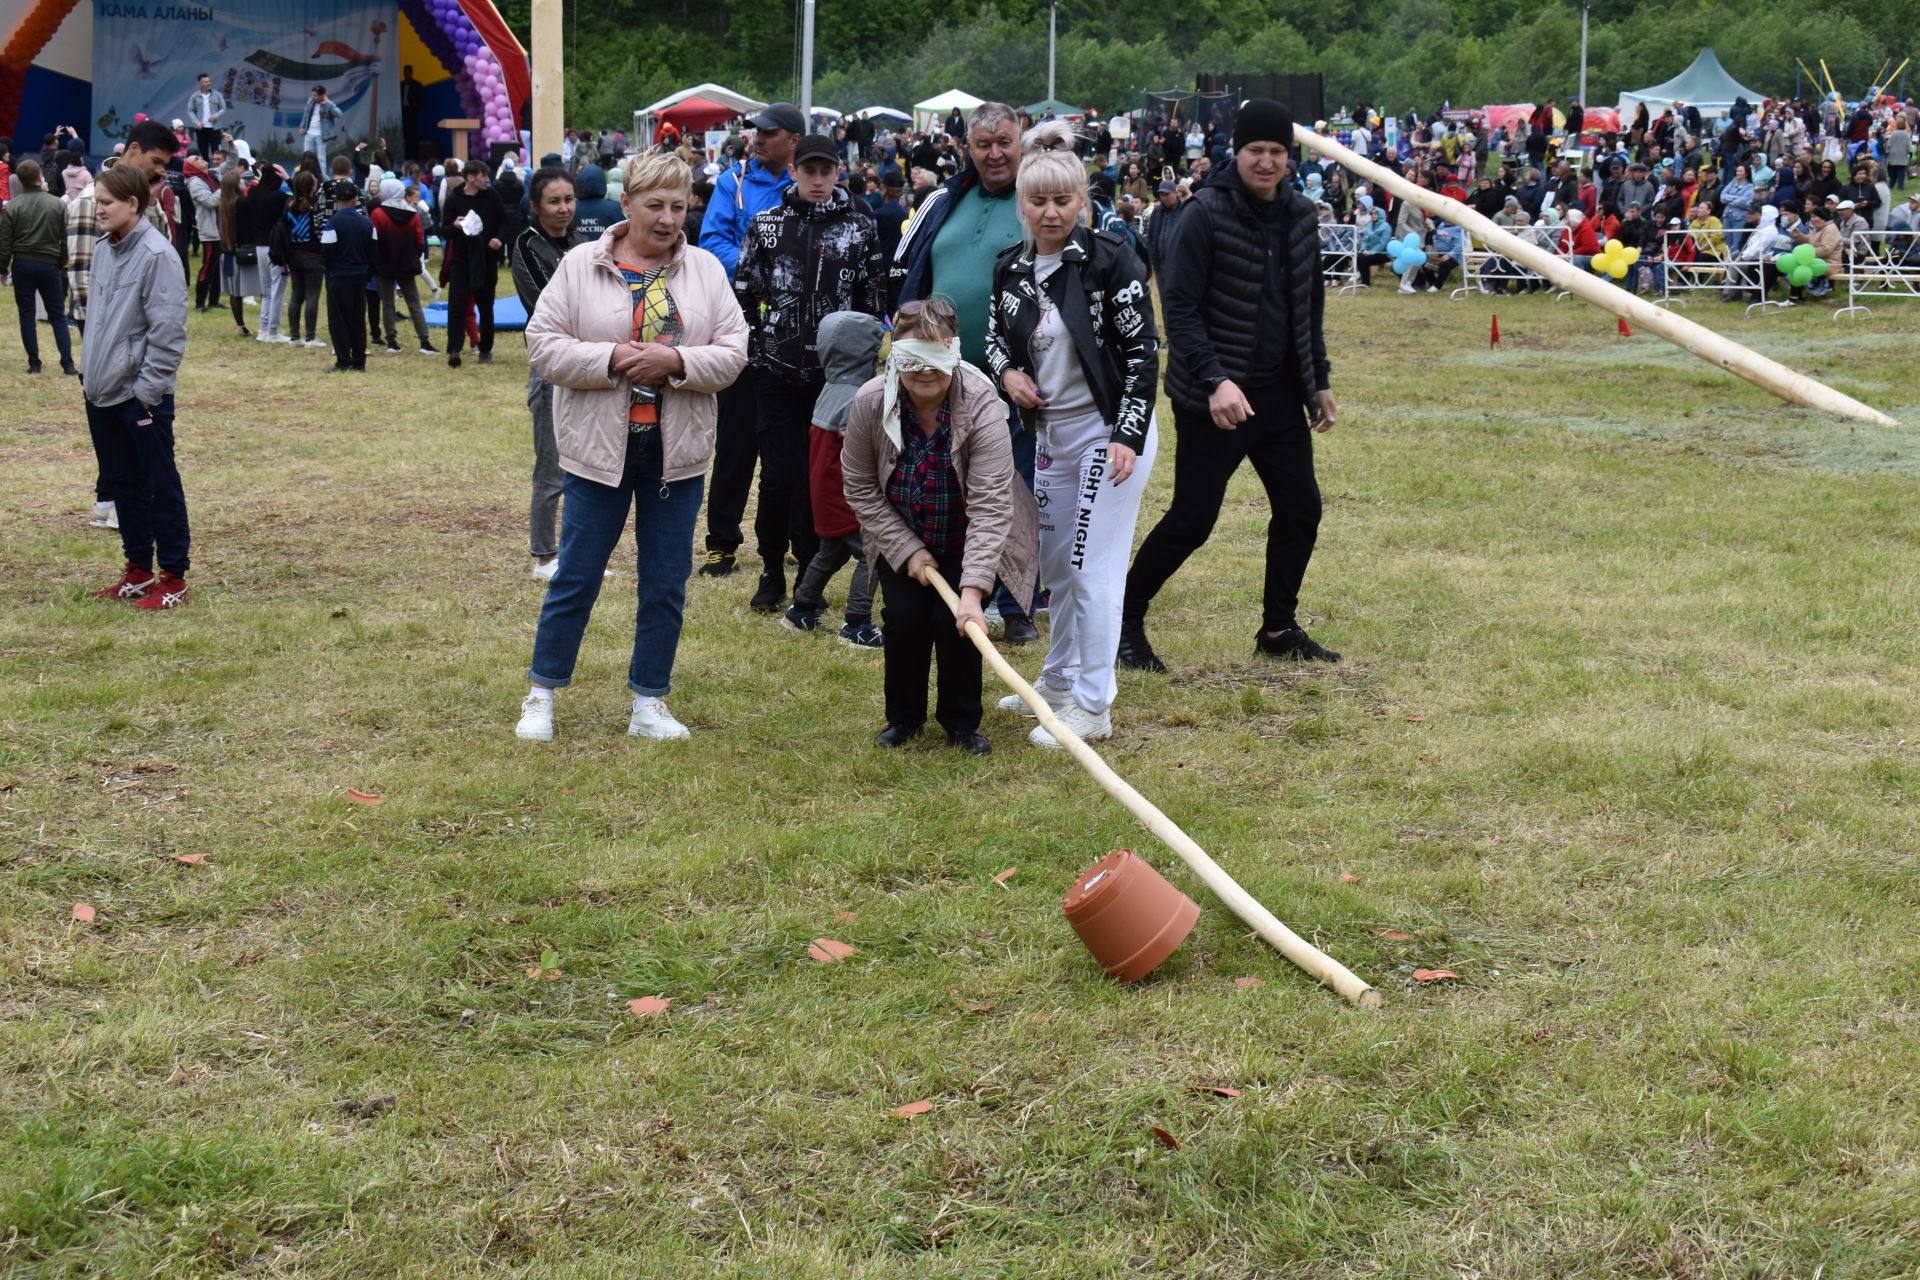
[88,500,118,529]
[515,690,554,740]
[304,339,328,350]
[531,558,558,582]
[628,696,691,739]
[999,680,1073,718]
[1028,702,1113,749]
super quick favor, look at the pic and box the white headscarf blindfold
[881,335,989,448]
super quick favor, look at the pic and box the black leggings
[1125,383,1321,635]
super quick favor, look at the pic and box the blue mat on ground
[424,297,529,330]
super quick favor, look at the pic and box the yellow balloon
[1605,238,1624,254]
[1607,261,1628,278]
[1621,247,1641,265]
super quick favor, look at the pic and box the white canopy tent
[852,105,912,124]
[1616,48,1767,121]
[914,89,985,133]
[633,82,767,147]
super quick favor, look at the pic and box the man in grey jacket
[83,165,192,609]
[187,73,225,160]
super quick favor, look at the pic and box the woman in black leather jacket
[984,119,1159,750]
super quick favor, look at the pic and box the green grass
[3,285,1919,1277]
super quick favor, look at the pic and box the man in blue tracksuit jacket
[694,102,798,578]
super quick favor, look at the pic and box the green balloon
[1789,266,1813,287]
[1774,254,1794,270]
[1797,244,1819,265]
[1809,257,1829,277]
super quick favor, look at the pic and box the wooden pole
[530,0,563,163]
[1886,59,1912,96]
[922,572,1382,1009]
[1293,127,1897,426]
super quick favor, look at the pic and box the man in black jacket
[1120,100,1342,672]
[733,133,886,611]
[441,162,506,367]
[320,180,374,372]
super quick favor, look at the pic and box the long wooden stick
[923,572,1381,1009]
[1293,127,1897,426]
[1887,59,1912,94]
[1821,59,1838,96]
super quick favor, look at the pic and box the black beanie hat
[1234,98,1295,151]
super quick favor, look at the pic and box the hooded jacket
[984,225,1159,450]
[697,157,792,279]
[570,164,622,240]
[370,203,424,277]
[1161,162,1329,416]
[733,184,886,384]
[525,224,748,486]
[809,311,884,539]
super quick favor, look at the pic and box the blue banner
[91,0,399,155]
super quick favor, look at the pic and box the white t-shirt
[1031,252,1095,420]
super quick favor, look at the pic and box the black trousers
[875,552,981,735]
[1125,382,1321,635]
[195,128,220,160]
[87,394,190,576]
[11,260,72,368]
[447,260,495,356]
[753,372,821,577]
[326,273,368,369]
[704,376,758,552]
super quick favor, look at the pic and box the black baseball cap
[328,178,361,202]
[746,102,806,134]
[793,134,840,166]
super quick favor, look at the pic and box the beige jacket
[525,224,748,485]
[841,366,1039,601]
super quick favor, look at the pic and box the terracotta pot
[1061,849,1200,982]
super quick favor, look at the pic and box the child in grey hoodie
[785,311,885,648]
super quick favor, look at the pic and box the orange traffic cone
[1490,314,1500,346]
[1618,317,1633,337]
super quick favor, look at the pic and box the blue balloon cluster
[1388,233,1428,275]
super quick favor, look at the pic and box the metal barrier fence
[1834,230,1920,319]
[1451,225,1573,298]
[1319,224,1362,295]
[1656,228,1737,307]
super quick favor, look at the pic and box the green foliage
[528,0,1903,124]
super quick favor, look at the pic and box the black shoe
[749,571,786,612]
[1116,619,1167,673]
[1001,613,1040,645]
[448,353,462,368]
[326,364,348,373]
[60,362,78,376]
[477,351,493,365]
[26,361,41,374]
[698,549,737,578]
[946,729,992,755]
[874,723,921,748]
[1254,626,1342,664]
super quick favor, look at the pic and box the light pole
[1578,3,1589,111]
[801,0,816,130]
[1048,2,1058,104]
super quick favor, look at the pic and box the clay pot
[1061,849,1200,982]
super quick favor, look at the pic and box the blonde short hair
[1015,119,1089,244]
[623,152,691,198]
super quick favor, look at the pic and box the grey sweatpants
[794,530,874,622]
[528,368,563,558]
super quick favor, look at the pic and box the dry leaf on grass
[1372,930,1417,941]
[993,867,1017,884]
[834,911,857,923]
[948,988,995,1013]
[627,997,672,1017]
[1412,969,1459,983]
[1188,1085,1242,1098]
[1339,871,1362,883]
[1233,976,1265,989]
[71,903,96,922]
[808,938,858,964]
[1149,1125,1182,1149]
[889,1099,933,1118]
[1405,715,1427,723]
[344,789,385,805]
[171,853,208,865]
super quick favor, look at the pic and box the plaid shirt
[886,399,966,557]
[64,188,99,320]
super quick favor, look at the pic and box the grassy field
[3,283,1919,1278]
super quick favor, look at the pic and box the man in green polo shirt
[892,101,1037,641]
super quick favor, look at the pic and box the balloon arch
[397,0,530,148]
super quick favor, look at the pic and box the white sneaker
[1426,285,1440,293]
[1028,702,1113,749]
[999,681,1072,718]
[264,332,292,343]
[531,558,558,582]
[628,696,691,740]
[305,339,328,350]
[88,500,118,529]
[1397,280,1417,295]
[515,690,554,741]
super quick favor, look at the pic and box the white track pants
[1034,408,1158,715]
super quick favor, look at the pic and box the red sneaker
[93,562,155,601]
[133,572,189,610]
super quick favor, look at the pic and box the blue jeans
[86,394,190,576]
[528,430,704,697]
[992,422,1037,618]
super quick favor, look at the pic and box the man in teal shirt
[891,102,1038,641]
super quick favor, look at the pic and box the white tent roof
[915,90,984,113]
[1616,48,1766,119]
[639,82,767,117]
[853,105,911,122]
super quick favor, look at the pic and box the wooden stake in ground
[923,573,1381,1009]
[1291,127,1896,427]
